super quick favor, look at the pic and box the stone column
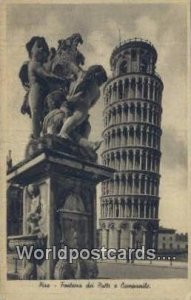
[144,200,147,218]
[116,152,120,170]
[137,49,140,72]
[142,230,147,247]
[125,175,128,194]
[151,153,154,171]
[119,174,122,195]
[116,108,120,124]
[119,128,122,148]
[112,199,115,217]
[153,202,156,219]
[108,200,112,218]
[118,198,122,216]
[152,156,155,172]
[102,200,105,217]
[148,78,151,99]
[138,199,141,218]
[120,224,129,248]
[141,104,144,122]
[152,108,155,124]
[129,78,132,98]
[145,152,148,170]
[121,129,125,147]
[131,199,134,217]
[126,128,129,146]
[147,106,150,123]
[109,226,118,248]
[105,200,108,218]
[141,78,144,98]
[153,81,156,101]
[114,175,118,194]
[134,103,137,121]
[100,201,103,217]
[149,201,152,218]
[117,229,121,250]
[101,227,108,248]
[155,84,158,101]
[121,104,125,123]
[132,150,135,170]
[106,229,109,248]
[119,150,123,171]
[152,230,158,250]
[124,199,128,217]
[139,174,142,194]
[125,151,129,170]
[132,174,135,194]
[140,150,143,170]
[111,109,114,125]
[116,82,119,101]
[122,80,125,99]
[130,230,134,248]
[135,80,139,98]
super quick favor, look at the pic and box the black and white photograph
[0,0,190,299]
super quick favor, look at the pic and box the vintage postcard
[0,0,190,299]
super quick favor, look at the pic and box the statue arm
[67,91,83,103]
[34,64,64,83]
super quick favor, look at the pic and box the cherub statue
[42,89,96,160]
[42,65,107,160]
[27,36,68,138]
[19,36,66,139]
[42,89,70,135]
[59,64,107,145]
[19,34,108,162]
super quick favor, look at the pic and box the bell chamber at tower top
[110,39,158,77]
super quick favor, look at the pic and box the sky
[5,2,188,232]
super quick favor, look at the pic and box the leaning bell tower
[99,38,163,251]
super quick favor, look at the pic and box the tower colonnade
[100,196,159,220]
[104,74,162,106]
[103,100,162,128]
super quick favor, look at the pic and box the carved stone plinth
[7,148,114,279]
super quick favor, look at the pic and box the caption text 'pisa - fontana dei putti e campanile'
[99,38,163,251]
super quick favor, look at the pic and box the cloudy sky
[5,2,188,232]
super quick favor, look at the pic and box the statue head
[46,90,66,112]
[76,65,108,93]
[70,33,83,48]
[85,65,107,85]
[93,65,108,86]
[57,33,83,51]
[26,36,49,62]
[27,184,40,198]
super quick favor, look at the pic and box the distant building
[158,227,188,260]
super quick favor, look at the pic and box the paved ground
[97,260,188,279]
[7,255,187,279]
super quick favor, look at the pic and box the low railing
[112,38,156,53]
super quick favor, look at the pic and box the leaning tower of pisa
[99,39,163,251]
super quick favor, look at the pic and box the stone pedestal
[7,148,114,279]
